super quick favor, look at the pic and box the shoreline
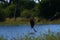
[0,18,60,25]
[0,22,60,25]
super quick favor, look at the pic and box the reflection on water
[0,24,60,40]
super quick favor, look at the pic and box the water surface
[0,24,60,40]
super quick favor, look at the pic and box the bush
[21,10,31,18]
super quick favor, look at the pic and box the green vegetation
[0,0,60,24]
[0,17,60,25]
[0,30,60,40]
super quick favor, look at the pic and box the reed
[0,30,60,40]
[0,17,60,25]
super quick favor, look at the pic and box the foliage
[39,0,60,20]
[0,31,60,40]
[0,0,60,22]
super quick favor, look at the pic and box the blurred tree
[0,5,6,22]
[38,0,56,20]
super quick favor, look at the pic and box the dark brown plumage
[30,17,37,32]
[30,18,35,28]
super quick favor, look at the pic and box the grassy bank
[0,17,60,25]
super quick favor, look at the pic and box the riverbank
[0,17,60,25]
